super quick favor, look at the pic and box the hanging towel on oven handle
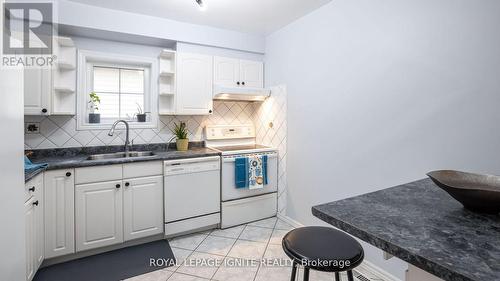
[235,155,268,189]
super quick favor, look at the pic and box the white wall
[57,0,265,54]
[0,55,26,281]
[265,0,500,279]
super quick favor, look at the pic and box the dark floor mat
[34,240,175,281]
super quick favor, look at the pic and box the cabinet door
[44,169,75,259]
[25,200,35,281]
[24,68,51,115]
[123,176,163,241]
[176,52,213,115]
[75,180,123,252]
[33,179,44,271]
[239,60,264,88]
[214,56,240,87]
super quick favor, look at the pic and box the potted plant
[88,92,101,124]
[135,103,147,122]
[171,122,189,151]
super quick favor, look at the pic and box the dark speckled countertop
[312,178,500,281]
[25,143,220,183]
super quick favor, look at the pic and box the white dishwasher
[164,156,220,237]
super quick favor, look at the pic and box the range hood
[213,85,271,102]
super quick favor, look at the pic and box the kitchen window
[77,50,158,130]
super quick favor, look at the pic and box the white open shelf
[52,36,77,115]
[54,87,75,94]
[56,62,76,70]
[158,49,176,115]
[57,36,75,47]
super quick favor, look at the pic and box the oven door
[221,152,278,201]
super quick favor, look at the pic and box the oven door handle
[223,153,278,163]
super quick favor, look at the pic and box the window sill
[77,121,157,131]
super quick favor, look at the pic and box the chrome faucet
[108,120,130,154]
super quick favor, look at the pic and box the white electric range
[206,125,278,228]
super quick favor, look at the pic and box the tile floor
[125,217,384,281]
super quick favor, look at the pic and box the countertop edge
[311,205,473,281]
[25,150,221,183]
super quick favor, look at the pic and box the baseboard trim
[357,260,402,281]
[277,213,303,228]
[276,214,402,281]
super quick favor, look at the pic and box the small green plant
[136,102,143,114]
[171,122,188,140]
[88,92,101,113]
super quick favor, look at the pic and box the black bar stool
[282,226,364,281]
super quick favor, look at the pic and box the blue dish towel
[24,155,48,172]
[235,155,268,189]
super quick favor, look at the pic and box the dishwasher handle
[164,156,220,176]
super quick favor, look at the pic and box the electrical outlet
[25,122,40,134]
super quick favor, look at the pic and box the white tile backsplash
[24,101,258,149]
[255,85,288,216]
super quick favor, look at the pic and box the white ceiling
[65,0,332,35]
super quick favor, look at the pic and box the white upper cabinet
[214,56,240,88]
[239,60,264,88]
[24,68,51,115]
[214,56,264,88]
[176,52,213,115]
[24,36,77,115]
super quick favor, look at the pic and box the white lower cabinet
[74,161,164,252]
[44,169,75,259]
[75,180,124,252]
[25,175,44,281]
[25,199,35,281]
[123,176,163,241]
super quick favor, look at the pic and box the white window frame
[77,49,158,130]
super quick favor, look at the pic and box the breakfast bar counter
[312,178,500,281]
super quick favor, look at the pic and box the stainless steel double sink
[86,151,155,161]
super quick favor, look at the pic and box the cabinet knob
[116,184,121,189]
[66,172,71,177]
[41,108,47,113]
[242,82,245,86]
[236,81,240,85]
[29,186,35,192]
[208,109,213,114]
[125,182,130,187]
[33,200,39,206]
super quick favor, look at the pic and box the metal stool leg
[303,267,310,281]
[347,270,354,281]
[290,262,297,281]
[335,272,341,281]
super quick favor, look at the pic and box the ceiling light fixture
[195,0,206,11]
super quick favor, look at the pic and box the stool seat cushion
[282,226,364,272]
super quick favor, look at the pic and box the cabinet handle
[242,82,245,86]
[125,182,130,187]
[28,186,35,192]
[33,200,39,206]
[208,109,213,114]
[116,184,121,189]
[66,172,71,177]
[41,108,47,113]
[236,81,240,85]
